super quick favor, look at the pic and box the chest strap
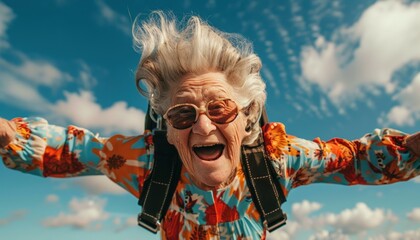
[137,130,182,233]
[241,133,287,232]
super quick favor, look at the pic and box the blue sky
[0,0,419,239]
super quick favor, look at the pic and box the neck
[190,168,237,191]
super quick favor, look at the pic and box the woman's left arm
[264,123,420,191]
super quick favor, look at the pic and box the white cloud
[0,1,14,48]
[95,0,130,35]
[43,197,109,229]
[309,230,349,240]
[77,61,98,89]
[0,0,144,138]
[0,46,144,135]
[370,228,420,240]
[73,176,127,195]
[379,73,420,126]
[269,201,404,239]
[0,55,72,87]
[268,200,321,240]
[380,106,415,127]
[0,72,53,112]
[0,210,27,225]
[321,202,397,235]
[18,57,72,86]
[0,55,145,135]
[301,0,420,112]
[114,216,137,232]
[292,200,322,224]
[267,220,300,240]
[46,194,60,203]
[52,91,145,135]
[407,208,420,222]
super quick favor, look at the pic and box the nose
[192,113,216,136]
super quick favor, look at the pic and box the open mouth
[192,144,225,160]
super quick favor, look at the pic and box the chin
[197,169,235,190]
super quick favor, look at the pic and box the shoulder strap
[137,104,182,233]
[137,130,181,233]
[241,132,287,232]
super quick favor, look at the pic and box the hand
[406,132,420,157]
[0,118,16,148]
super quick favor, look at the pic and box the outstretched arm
[263,123,420,193]
[1,117,108,177]
[0,117,153,198]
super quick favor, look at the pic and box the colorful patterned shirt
[1,117,419,240]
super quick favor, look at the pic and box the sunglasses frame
[163,98,240,130]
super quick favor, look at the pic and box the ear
[242,101,259,127]
[244,122,252,138]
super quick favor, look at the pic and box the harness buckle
[137,213,161,233]
[265,213,287,232]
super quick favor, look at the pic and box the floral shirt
[1,117,419,240]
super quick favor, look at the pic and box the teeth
[193,143,221,148]
[192,143,225,161]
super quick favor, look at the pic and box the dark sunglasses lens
[167,105,197,129]
[207,99,238,124]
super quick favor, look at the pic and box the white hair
[133,11,266,144]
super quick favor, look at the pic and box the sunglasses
[163,98,239,130]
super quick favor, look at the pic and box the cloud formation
[300,0,420,119]
[379,73,420,126]
[0,2,145,135]
[46,194,60,203]
[0,210,27,226]
[52,91,145,135]
[43,197,109,229]
[73,176,127,195]
[114,216,137,232]
[268,200,401,240]
[372,228,420,240]
[0,1,14,48]
[95,0,131,35]
[407,208,420,222]
[321,202,397,235]
[0,60,145,135]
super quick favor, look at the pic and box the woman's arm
[263,123,420,193]
[0,117,153,198]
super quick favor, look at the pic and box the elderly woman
[0,12,419,239]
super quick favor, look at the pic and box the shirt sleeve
[0,117,154,198]
[263,122,420,195]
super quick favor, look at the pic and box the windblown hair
[133,11,266,144]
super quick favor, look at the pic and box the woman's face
[166,72,250,190]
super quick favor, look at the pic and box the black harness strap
[137,130,182,233]
[241,133,287,232]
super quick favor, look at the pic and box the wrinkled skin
[166,72,250,191]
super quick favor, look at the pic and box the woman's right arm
[0,117,153,198]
